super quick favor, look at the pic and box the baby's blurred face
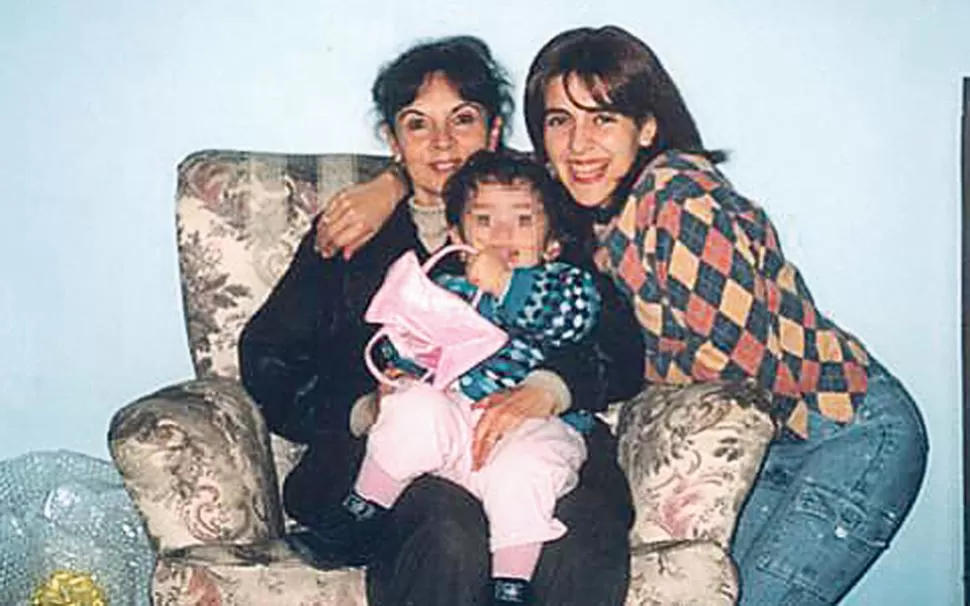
[460,181,549,268]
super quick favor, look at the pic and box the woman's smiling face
[542,73,655,208]
[389,72,497,206]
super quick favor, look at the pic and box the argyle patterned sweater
[595,150,869,438]
[381,261,602,402]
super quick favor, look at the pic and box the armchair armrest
[154,540,366,605]
[617,380,775,549]
[627,539,738,605]
[108,378,284,551]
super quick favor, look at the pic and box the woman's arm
[316,168,409,259]
[438,262,643,413]
[468,287,646,471]
[540,273,646,410]
[462,267,646,469]
[474,271,644,433]
[628,165,781,385]
[238,222,377,443]
[616,156,868,432]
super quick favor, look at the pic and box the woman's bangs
[561,70,623,114]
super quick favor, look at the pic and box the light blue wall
[1,1,965,603]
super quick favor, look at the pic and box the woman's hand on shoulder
[470,384,558,470]
[315,169,407,259]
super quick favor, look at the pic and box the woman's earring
[542,240,563,262]
[388,154,409,183]
[545,162,557,178]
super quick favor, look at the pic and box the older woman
[239,35,642,606]
[323,25,930,606]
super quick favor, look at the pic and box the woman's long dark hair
[524,25,725,166]
[524,26,726,220]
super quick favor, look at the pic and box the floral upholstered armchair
[108,150,776,606]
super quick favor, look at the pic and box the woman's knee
[369,483,490,606]
[282,435,362,522]
[533,517,631,606]
[387,477,490,567]
[422,514,490,563]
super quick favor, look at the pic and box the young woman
[321,25,930,606]
[531,25,929,605]
[239,35,642,606]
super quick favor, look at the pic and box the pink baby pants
[366,382,587,552]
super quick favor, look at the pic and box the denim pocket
[753,479,896,603]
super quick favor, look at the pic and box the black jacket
[239,202,644,444]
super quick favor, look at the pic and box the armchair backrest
[175,151,390,500]
[176,150,387,379]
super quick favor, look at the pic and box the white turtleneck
[407,197,449,253]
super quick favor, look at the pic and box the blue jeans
[730,358,929,605]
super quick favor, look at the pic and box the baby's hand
[466,248,513,297]
[379,365,411,395]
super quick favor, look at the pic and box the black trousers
[283,419,634,606]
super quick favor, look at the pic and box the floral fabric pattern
[176,150,386,380]
[626,540,738,606]
[175,150,387,508]
[618,380,774,548]
[152,542,366,606]
[109,378,283,552]
[108,150,775,605]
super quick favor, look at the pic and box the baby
[306,150,604,606]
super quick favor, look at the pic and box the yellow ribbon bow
[30,570,107,606]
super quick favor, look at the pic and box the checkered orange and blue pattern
[594,150,869,438]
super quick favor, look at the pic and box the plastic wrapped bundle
[0,450,154,606]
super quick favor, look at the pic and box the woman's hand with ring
[315,170,406,259]
[470,384,558,470]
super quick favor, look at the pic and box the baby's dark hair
[443,150,593,263]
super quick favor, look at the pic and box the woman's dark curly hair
[372,35,514,143]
